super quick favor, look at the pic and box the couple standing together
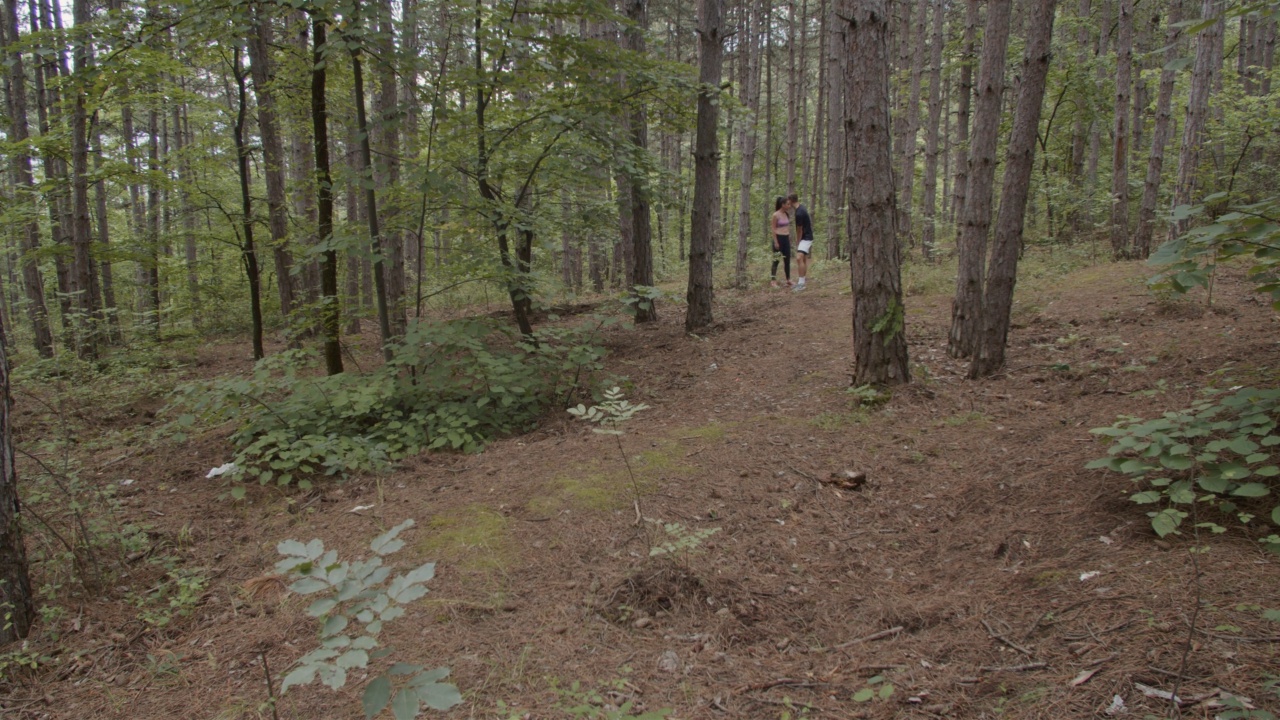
[770,193,813,291]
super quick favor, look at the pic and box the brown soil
[5,259,1280,719]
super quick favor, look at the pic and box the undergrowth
[173,317,612,494]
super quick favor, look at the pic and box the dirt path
[9,259,1280,719]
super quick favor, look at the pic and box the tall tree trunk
[686,0,724,332]
[145,108,162,338]
[292,10,320,314]
[171,96,199,326]
[1135,1,1182,257]
[824,0,845,258]
[232,48,265,360]
[971,0,1056,377]
[32,0,73,335]
[0,319,33,644]
[350,21,394,360]
[374,0,404,337]
[247,4,297,326]
[89,112,121,343]
[69,0,99,357]
[898,0,928,240]
[1167,0,1221,243]
[785,0,799,191]
[841,0,909,385]
[950,0,979,227]
[626,0,657,322]
[920,0,946,260]
[1109,0,1133,259]
[2,0,53,357]
[948,0,1011,359]
[735,0,766,289]
[312,15,344,374]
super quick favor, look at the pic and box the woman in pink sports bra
[770,196,793,288]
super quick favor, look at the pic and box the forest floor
[5,253,1280,720]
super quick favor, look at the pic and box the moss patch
[417,504,513,572]
[670,421,730,443]
[527,439,695,514]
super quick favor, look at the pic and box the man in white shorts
[788,193,813,291]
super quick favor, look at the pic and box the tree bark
[950,0,979,227]
[735,0,766,289]
[824,0,845,258]
[1135,0,1181,257]
[626,0,657,322]
[0,318,33,644]
[948,0,1011,359]
[247,4,297,325]
[686,0,724,332]
[231,48,265,360]
[375,0,405,337]
[919,0,946,260]
[1109,0,1133,259]
[898,0,928,240]
[2,0,53,357]
[841,0,909,386]
[350,19,394,360]
[312,14,344,374]
[1167,0,1220,243]
[970,0,1056,378]
[69,0,98,357]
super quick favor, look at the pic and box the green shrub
[1087,386,1280,551]
[174,317,609,492]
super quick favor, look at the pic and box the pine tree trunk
[898,0,928,241]
[841,0,909,386]
[735,0,766,289]
[1134,0,1182,257]
[626,0,657,322]
[920,0,946,260]
[786,0,799,191]
[970,0,1056,378]
[231,48,265,360]
[950,0,979,227]
[145,108,162,338]
[2,0,53,357]
[312,15,344,374]
[375,0,405,336]
[1109,0,1133,259]
[824,0,844,258]
[69,0,98,357]
[0,320,33,644]
[1167,0,1221,244]
[247,4,297,325]
[89,112,120,343]
[686,0,724,332]
[292,10,320,312]
[948,0,1011,359]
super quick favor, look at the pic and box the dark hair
[787,193,799,204]
[775,196,786,211]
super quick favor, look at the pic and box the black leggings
[772,236,792,280]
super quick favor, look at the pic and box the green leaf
[1272,505,1280,526]
[853,688,875,702]
[1131,490,1163,504]
[1152,508,1185,537]
[392,688,419,720]
[323,615,349,636]
[280,664,318,694]
[230,485,247,500]
[1198,476,1229,494]
[1232,483,1271,498]
[279,540,309,556]
[1229,437,1261,455]
[371,519,415,555]
[364,676,392,719]
[879,683,895,699]
[291,578,329,595]
[337,649,369,670]
[417,681,462,710]
[308,598,338,617]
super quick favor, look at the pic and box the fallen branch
[736,678,827,693]
[979,662,1047,673]
[982,618,1034,655]
[834,626,905,649]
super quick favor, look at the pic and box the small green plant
[847,384,890,407]
[130,568,207,629]
[568,387,650,526]
[553,672,671,720]
[1087,386,1280,552]
[275,520,462,719]
[647,520,720,561]
[1217,675,1280,719]
[176,317,609,496]
[852,674,895,703]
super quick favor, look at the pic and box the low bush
[1088,386,1280,552]
[174,317,610,493]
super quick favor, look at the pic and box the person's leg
[797,251,808,284]
[782,243,792,283]
[771,253,780,287]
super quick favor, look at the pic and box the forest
[2,0,1280,717]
